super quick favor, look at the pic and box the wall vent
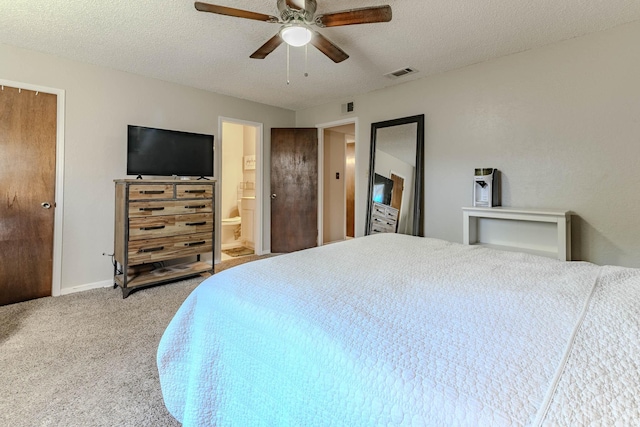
[385,67,418,79]
[341,101,355,114]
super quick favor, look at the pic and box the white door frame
[217,117,264,262]
[1,79,65,297]
[315,117,358,246]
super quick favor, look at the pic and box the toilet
[221,216,241,226]
[222,198,242,226]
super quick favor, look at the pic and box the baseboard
[59,279,113,296]
[241,239,255,250]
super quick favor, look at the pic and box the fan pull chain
[286,44,290,85]
[304,44,308,78]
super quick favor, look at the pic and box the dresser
[113,179,215,297]
[369,202,399,234]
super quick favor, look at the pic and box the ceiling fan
[194,0,392,63]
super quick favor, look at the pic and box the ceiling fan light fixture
[280,24,312,47]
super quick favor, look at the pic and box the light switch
[336,172,340,179]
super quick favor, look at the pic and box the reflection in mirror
[366,115,424,237]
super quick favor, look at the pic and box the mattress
[157,233,640,426]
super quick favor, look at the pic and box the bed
[157,233,640,426]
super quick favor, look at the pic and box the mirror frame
[365,114,425,237]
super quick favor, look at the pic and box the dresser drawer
[371,225,393,234]
[128,184,174,200]
[176,184,213,199]
[373,202,398,218]
[372,204,387,217]
[128,200,213,217]
[384,209,398,220]
[371,215,396,233]
[127,232,213,265]
[129,213,213,240]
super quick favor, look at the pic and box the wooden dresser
[369,202,399,234]
[113,179,215,297]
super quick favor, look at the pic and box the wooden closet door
[0,86,57,305]
[270,128,318,253]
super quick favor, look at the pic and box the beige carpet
[0,254,276,427]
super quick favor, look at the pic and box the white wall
[296,20,640,268]
[221,122,244,219]
[0,43,294,293]
[323,130,346,243]
[242,126,257,197]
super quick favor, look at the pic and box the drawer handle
[185,241,206,247]
[140,190,165,195]
[186,221,206,226]
[374,218,382,222]
[138,246,164,253]
[139,207,165,211]
[140,225,166,230]
[184,189,206,194]
[185,205,206,209]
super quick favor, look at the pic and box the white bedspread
[157,234,640,426]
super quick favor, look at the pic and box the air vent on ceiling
[341,101,355,114]
[385,67,418,79]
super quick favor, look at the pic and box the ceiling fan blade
[315,5,392,27]
[195,2,278,22]
[310,31,349,63]
[250,34,284,59]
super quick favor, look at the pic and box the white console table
[462,207,572,261]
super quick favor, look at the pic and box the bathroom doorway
[217,118,263,263]
[317,119,357,245]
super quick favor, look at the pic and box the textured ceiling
[1,1,640,111]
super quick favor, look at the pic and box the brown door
[390,173,404,212]
[270,128,318,253]
[0,86,57,305]
[390,173,404,233]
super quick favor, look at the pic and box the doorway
[317,120,357,245]
[217,118,263,263]
[0,80,65,304]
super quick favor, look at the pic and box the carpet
[0,253,277,427]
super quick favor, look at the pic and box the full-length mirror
[366,115,424,236]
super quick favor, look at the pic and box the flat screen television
[373,173,394,205]
[127,125,214,178]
